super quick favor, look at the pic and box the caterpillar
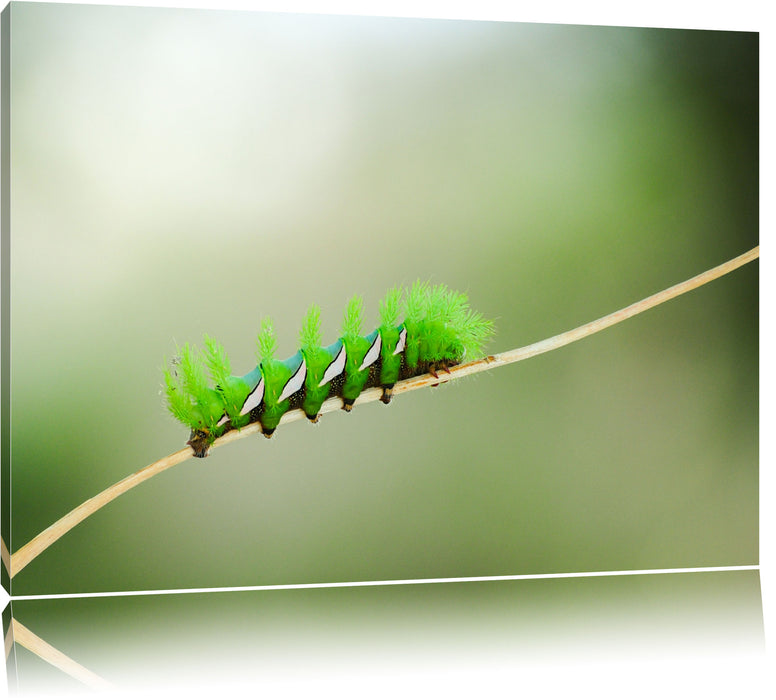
[164,282,494,458]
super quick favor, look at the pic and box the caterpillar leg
[427,361,454,388]
[342,398,355,412]
[306,412,321,423]
[187,430,212,459]
[261,427,275,439]
[428,361,454,378]
[381,385,394,404]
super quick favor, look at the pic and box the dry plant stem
[8,245,759,579]
[1,535,10,574]
[10,618,114,690]
[10,449,191,577]
[4,620,13,660]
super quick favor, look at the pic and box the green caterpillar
[164,282,494,458]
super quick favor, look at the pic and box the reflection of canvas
[3,571,765,694]
[1,4,758,599]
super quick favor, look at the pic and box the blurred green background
[7,5,757,594]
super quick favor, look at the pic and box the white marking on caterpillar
[240,377,265,415]
[319,345,346,387]
[216,413,229,427]
[359,333,381,371]
[393,326,407,355]
[278,357,307,402]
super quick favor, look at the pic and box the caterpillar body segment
[377,325,402,401]
[301,340,342,422]
[236,367,263,418]
[165,284,493,458]
[259,351,305,437]
[340,329,378,411]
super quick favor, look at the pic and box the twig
[10,618,114,690]
[1,535,10,575]
[8,245,758,579]
[10,449,191,578]
[4,619,12,661]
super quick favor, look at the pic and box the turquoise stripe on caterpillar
[163,283,493,458]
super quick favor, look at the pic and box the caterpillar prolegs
[164,282,494,458]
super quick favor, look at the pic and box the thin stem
[7,245,758,579]
[10,449,191,578]
[10,618,114,691]
[1,535,10,575]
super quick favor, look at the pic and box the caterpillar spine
[164,283,494,457]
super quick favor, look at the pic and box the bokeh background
[6,5,757,594]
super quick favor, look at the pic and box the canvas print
[0,2,758,602]
[0,3,763,696]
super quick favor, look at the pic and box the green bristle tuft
[178,343,209,403]
[445,288,470,319]
[299,304,322,350]
[459,309,495,359]
[342,295,364,341]
[256,317,277,364]
[403,280,428,324]
[203,335,244,411]
[203,335,231,387]
[439,288,469,335]
[163,344,218,429]
[425,283,453,321]
[379,286,403,330]
[163,362,196,427]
